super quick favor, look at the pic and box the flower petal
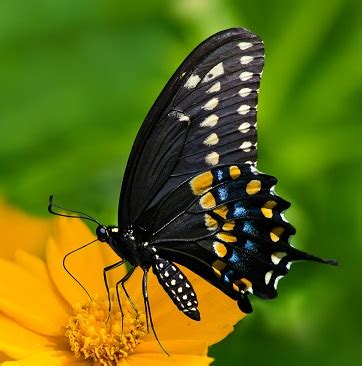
[0,313,63,360]
[14,250,53,286]
[135,340,207,356]
[1,351,90,366]
[123,353,213,366]
[0,198,52,260]
[0,258,68,337]
[46,217,126,306]
[127,267,245,346]
[0,352,11,363]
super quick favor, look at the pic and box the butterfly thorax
[96,225,153,267]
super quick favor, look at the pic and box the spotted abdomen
[152,257,200,321]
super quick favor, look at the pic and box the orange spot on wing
[222,221,235,231]
[246,180,261,195]
[200,192,216,209]
[190,171,213,195]
[229,166,241,179]
[216,233,237,243]
[213,205,228,219]
[270,227,284,242]
[261,200,277,218]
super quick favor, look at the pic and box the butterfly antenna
[48,195,101,225]
[63,239,98,301]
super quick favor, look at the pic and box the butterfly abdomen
[152,257,200,321]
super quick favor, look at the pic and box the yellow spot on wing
[270,227,284,242]
[190,171,213,195]
[216,232,237,243]
[222,221,235,231]
[212,259,227,278]
[204,214,218,231]
[261,200,277,218]
[232,283,239,292]
[229,166,241,179]
[246,180,261,195]
[214,205,228,219]
[213,241,227,258]
[235,278,252,290]
[200,192,216,209]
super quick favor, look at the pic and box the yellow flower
[0,202,245,365]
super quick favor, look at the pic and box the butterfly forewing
[119,28,264,227]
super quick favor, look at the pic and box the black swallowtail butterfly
[49,28,337,337]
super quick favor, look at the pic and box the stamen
[66,289,146,365]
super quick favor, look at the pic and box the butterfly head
[96,225,110,242]
[95,225,122,243]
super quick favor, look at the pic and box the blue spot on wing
[218,187,228,201]
[223,270,235,283]
[229,250,240,264]
[244,240,255,250]
[216,169,223,182]
[243,221,257,236]
[233,203,247,218]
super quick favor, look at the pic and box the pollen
[66,290,146,365]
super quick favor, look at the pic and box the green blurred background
[0,0,361,365]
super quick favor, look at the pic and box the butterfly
[49,28,337,334]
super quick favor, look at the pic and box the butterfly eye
[96,226,109,242]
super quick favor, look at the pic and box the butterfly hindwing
[147,164,333,310]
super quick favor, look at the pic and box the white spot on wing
[237,104,251,115]
[207,81,221,94]
[281,213,289,223]
[238,42,253,50]
[179,114,190,122]
[169,111,190,124]
[202,62,224,83]
[203,133,219,146]
[240,71,253,81]
[200,114,219,127]
[240,141,252,152]
[238,122,251,133]
[202,98,219,111]
[274,275,284,289]
[265,270,273,285]
[240,56,254,64]
[185,74,201,89]
[205,151,219,166]
[271,252,287,265]
[239,88,252,97]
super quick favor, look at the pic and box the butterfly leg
[115,266,136,333]
[103,260,125,322]
[142,267,170,356]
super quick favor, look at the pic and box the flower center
[66,289,146,365]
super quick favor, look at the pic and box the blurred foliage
[0,0,361,365]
